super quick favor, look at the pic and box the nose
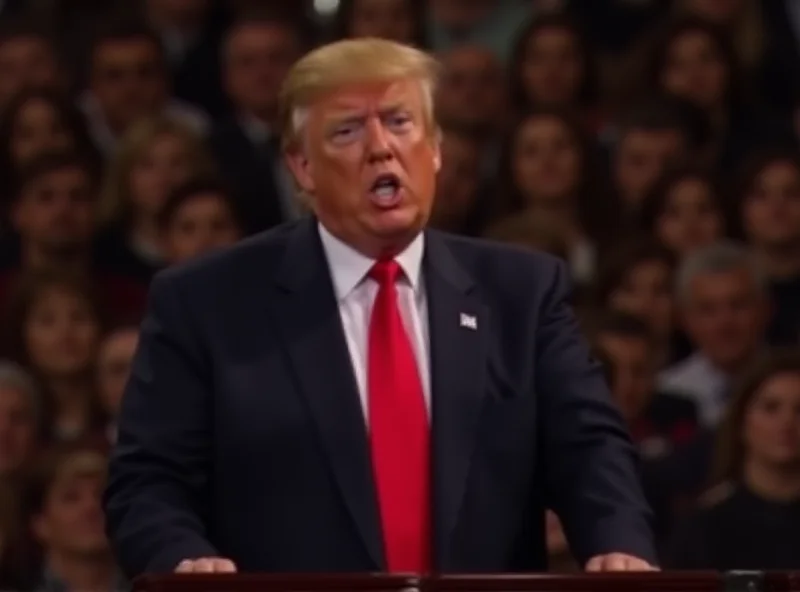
[365,118,393,162]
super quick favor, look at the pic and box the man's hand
[585,553,659,572]
[175,557,238,573]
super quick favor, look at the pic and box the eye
[386,114,412,129]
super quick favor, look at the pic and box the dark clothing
[631,392,699,461]
[665,484,800,570]
[105,217,655,577]
[767,274,800,346]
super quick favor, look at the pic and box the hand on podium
[584,553,659,572]
[175,558,238,573]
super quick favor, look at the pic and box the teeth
[374,186,396,198]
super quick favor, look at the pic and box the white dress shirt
[318,223,431,420]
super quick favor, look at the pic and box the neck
[46,551,115,592]
[21,242,89,273]
[742,458,800,502]
[754,244,800,279]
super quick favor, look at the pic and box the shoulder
[433,231,565,286]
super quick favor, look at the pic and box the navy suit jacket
[104,218,655,577]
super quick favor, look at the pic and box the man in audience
[159,179,242,264]
[0,20,61,108]
[209,11,308,234]
[28,446,125,592]
[1,151,147,321]
[592,312,698,460]
[96,326,140,444]
[430,125,486,234]
[0,362,42,483]
[611,98,692,213]
[658,242,770,428]
[436,45,507,142]
[80,20,208,156]
[142,0,228,118]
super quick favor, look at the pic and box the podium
[134,572,800,592]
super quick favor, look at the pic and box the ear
[431,134,442,173]
[284,149,316,195]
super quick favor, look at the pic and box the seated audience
[665,349,800,569]
[0,20,61,109]
[95,325,139,445]
[0,362,43,485]
[332,0,426,46]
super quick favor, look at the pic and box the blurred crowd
[0,0,799,589]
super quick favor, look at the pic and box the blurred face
[512,115,581,205]
[12,167,95,251]
[147,0,209,20]
[684,0,742,22]
[661,30,729,110]
[350,0,415,43]
[10,98,73,165]
[224,23,300,118]
[432,132,482,229]
[96,328,139,418]
[436,47,506,131]
[656,177,723,258]
[743,371,800,469]
[430,0,492,30]
[129,133,193,216]
[90,39,167,133]
[0,37,59,106]
[615,128,685,207]
[682,268,767,369]
[520,26,583,107]
[742,160,800,250]
[597,333,655,421]
[287,80,440,257]
[609,260,674,339]
[34,470,108,556]
[165,193,241,263]
[0,386,37,476]
[24,288,100,379]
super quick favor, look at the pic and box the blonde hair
[278,37,441,152]
[99,116,216,225]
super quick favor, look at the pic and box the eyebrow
[326,105,410,125]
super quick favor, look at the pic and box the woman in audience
[641,15,786,171]
[508,13,600,131]
[332,0,426,47]
[95,324,138,444]
[666,349,800,569]
[0,87,99,223]
[737,148,800,345]
[96,116,216,283]
[492,108,608,286]
[5,271,106,445]
[594,240,680,368]
[640,165,729,261]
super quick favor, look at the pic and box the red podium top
[133,572,800,592]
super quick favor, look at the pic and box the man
[209,11,308,233]
[658,241,770,427]
[0,20,61,108]
[105,38,657,576]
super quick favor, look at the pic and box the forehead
[690,268,753,295]
[95,39,160,63]
[311,79,424,118]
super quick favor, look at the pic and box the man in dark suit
[104,38,658,577]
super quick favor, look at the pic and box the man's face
[350,0,416,44]
[615,128,685,207]
[90,39,167,133]
[287,79,440,256]
[436,47,506,132]
[0,386,37,477]
[432,132,482,228]
[165,193,241,264]
[224,23,301,119]
[0,36,59,107]
[682,268,768,370]
[597,333,655,421]
[12,167,96,252]
[34,470,109,557]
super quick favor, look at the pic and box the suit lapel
[270,218,384,568]
[424,231,489,566]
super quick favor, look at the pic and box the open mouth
[369,173,402,208]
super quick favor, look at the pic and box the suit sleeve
[535,260,657,565]
[103,272,219,577]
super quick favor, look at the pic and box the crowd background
[0,0,799,589]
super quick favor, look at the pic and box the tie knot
[369,258,401,286]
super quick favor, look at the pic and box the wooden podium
[133,572,800,592]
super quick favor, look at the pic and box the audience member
[95,324,138,446]
[0,362,43,484]
[0,20,61,109]
[333,0,426,47]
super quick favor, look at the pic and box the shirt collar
[317,221,424,300]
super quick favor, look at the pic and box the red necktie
[367,259,430,573]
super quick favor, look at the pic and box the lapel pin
[459,313,477,330]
